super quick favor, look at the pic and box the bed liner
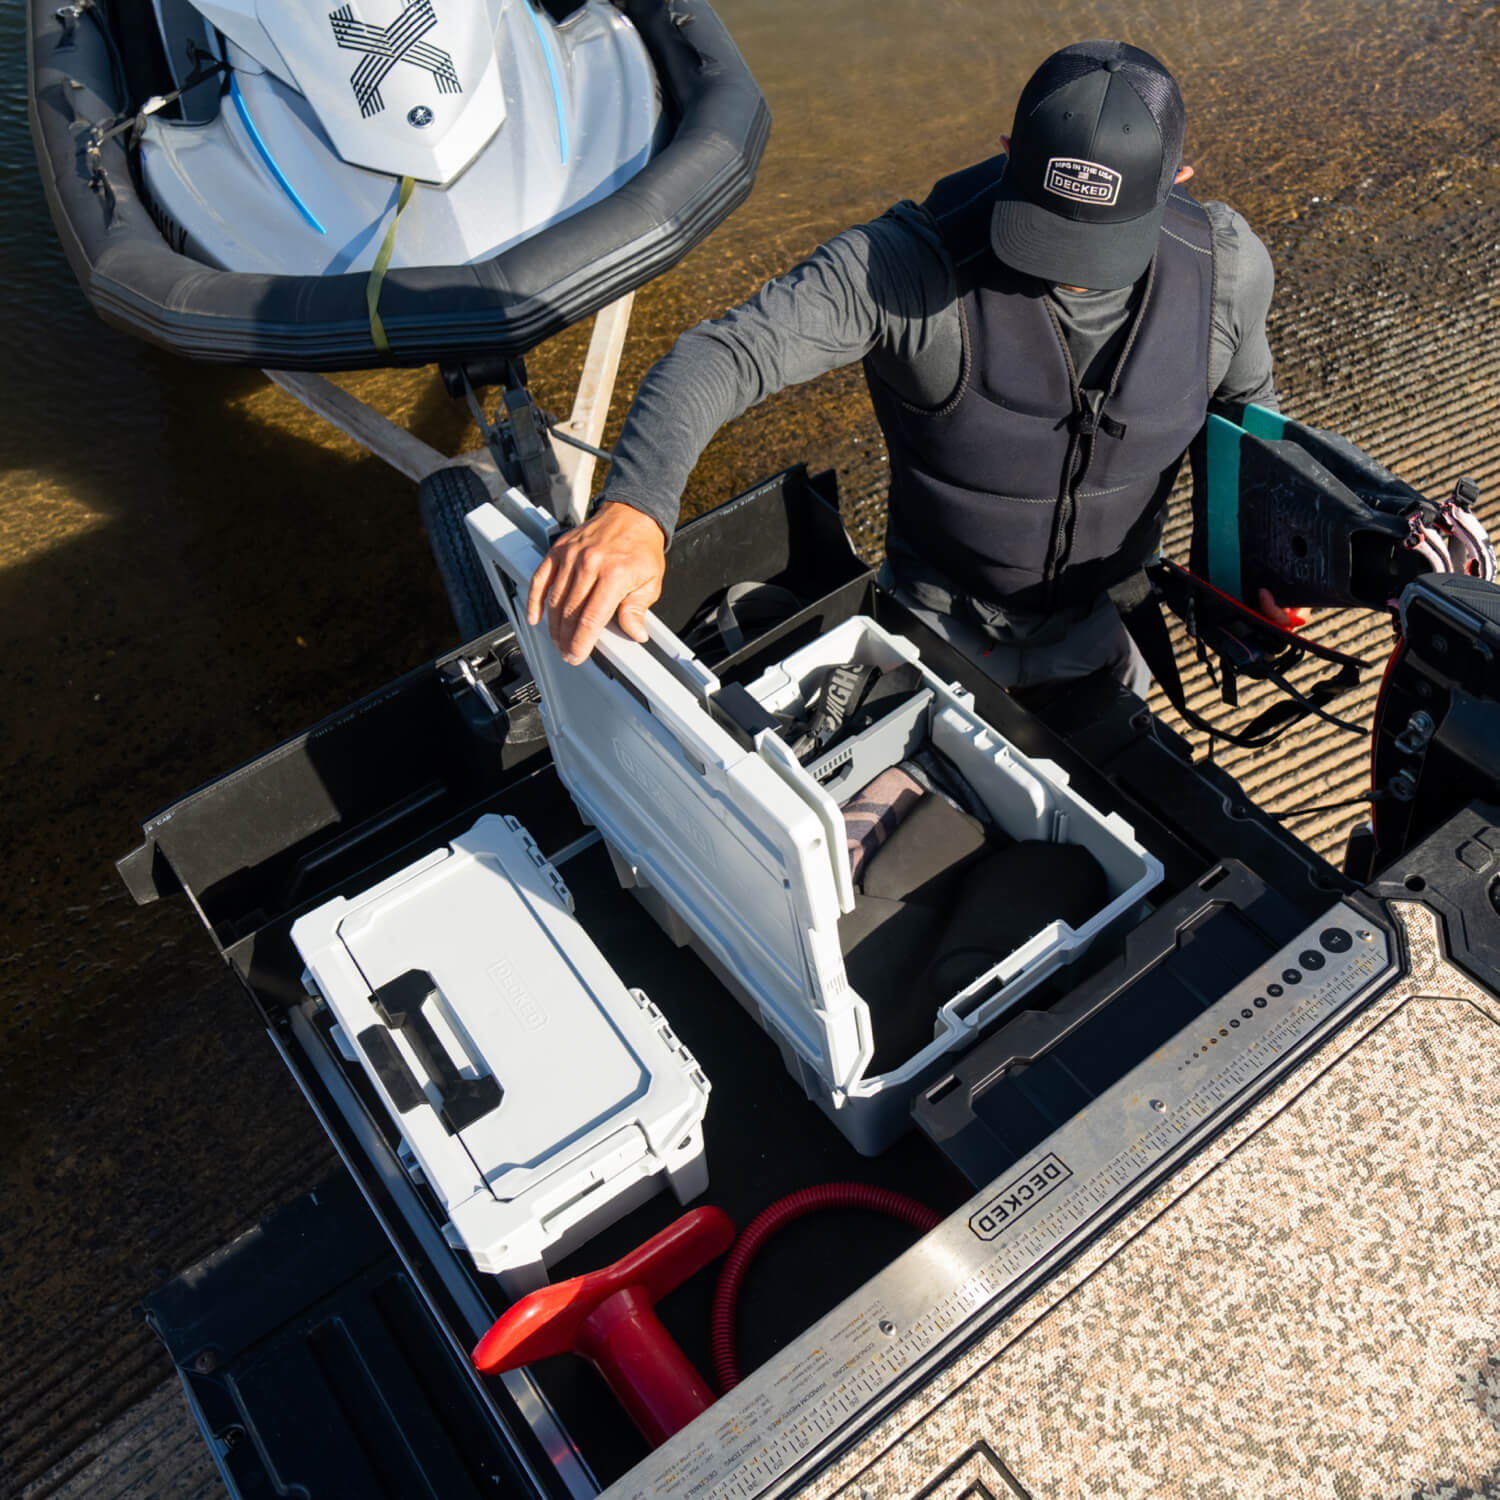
[120,465,1500,1498]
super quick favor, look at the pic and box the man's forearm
[598,249,891,540]
[596,209,954,540]
[598,320,759,540]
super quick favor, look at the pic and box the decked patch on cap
[1044,158,1122,206]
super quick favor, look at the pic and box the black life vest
[866,155,1213,616]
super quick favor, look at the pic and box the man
[527,40,1278,695]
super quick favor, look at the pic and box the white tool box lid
[466,493,871,1094]
[290,814,709,1286]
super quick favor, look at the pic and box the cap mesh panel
[1125,64,1186,197]
[1012,53,1100,129]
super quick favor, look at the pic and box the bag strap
[1111,564,1368,750]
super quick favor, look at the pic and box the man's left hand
[1257,588,1306,629]
[525,500,666,664]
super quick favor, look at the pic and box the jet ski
[28,0,769,368]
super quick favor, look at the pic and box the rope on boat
[367,174,416,353]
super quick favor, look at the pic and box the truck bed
[122,469,1500,1498]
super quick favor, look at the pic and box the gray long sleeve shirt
[598,192,1277,542]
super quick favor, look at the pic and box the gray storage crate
[468,490,1161,1154]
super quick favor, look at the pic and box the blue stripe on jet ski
[231,76,326,234]
[526,3,569,165]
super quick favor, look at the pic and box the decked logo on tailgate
[969,1153,1073,1239]
[329,0,462,119]
[1044,158,1122,206]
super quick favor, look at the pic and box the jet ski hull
[28,0,769,368]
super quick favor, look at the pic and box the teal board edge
[1240,402,1287,442]
[1204,402,1288,595]
[1204,415,1243,596]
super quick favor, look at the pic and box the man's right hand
[526,501,667,665]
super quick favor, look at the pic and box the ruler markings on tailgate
[607,904,1394,1500]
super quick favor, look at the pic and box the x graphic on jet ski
[330,0,462,119]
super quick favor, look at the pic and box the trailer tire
[419,465,507,643]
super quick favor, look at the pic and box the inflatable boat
[27,0,768,368]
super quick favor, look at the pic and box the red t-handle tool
[472,1206,735,1447]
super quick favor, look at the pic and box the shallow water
[4,0,1500,1487]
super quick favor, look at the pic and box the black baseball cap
[991,41,1186,290]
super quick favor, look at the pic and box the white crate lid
[465,490,874,1095]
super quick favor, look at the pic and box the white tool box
[467,490,1161,1155]
[289,814,710,1297]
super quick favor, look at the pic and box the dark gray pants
[879,565,1152,699]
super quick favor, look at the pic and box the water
[4,0,1500,1488]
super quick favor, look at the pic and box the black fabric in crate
[859,792,993,905]
[781,662,927,763]
[837,663,925,739]
[918,841,1109,1003]
[837,895,947,1074]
